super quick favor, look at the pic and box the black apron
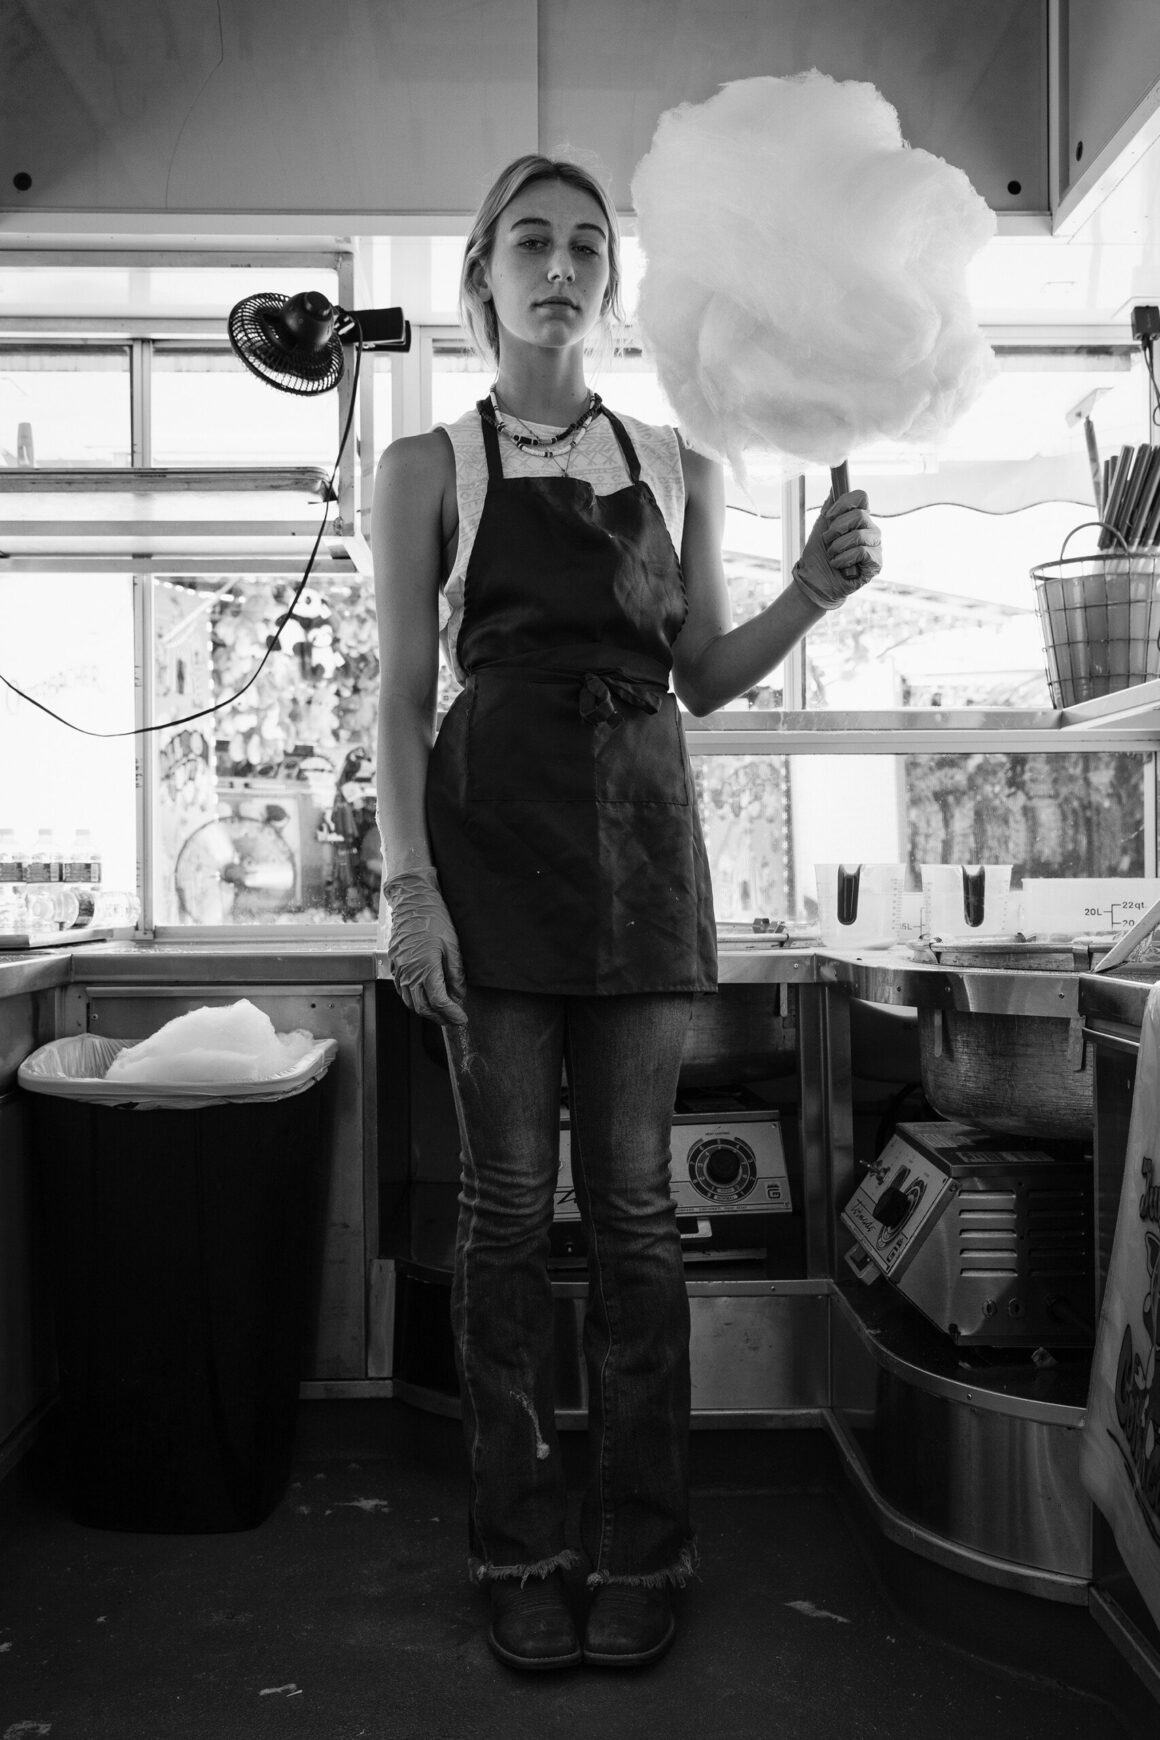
[426,404,716,996]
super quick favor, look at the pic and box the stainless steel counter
[715,943,821,984]
[0,937,1133,1015]
[816,948,1085,1015]
[1079,965,1160,1033]
[0,949,73,999]
[0,939,379,993]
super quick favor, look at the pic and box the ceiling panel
[0,0,538,218]
[538,0,1047,213]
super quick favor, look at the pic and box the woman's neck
[492,352,591,427]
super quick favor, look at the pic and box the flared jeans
[442,986,696,1587]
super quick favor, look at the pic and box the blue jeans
[442,987,696,1587]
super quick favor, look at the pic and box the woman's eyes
[515,237,600,255]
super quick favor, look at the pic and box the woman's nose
[546,248,575,282]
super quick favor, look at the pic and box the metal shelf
[0,465,378,568]
[0,466,332,495]
[686,696,1160,751]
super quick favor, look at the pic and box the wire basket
[1032,522,1160,707]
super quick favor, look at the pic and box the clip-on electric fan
[200,290,413,759]
[228,289,411,393]
[0,292,411,750]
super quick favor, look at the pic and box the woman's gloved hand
[379,868,468,1026]
[792,489,883,610]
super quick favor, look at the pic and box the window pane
[789,348,1147,520]
[0,573,137,895]
[803,502,1083,711]
[150,345,339,466]
[152,573,379,926]
[0,346,131,466]
[0,268,136,315]
[149,267,339,317]
[782,351,1151,709]
[0,264,338,319]
[692,749,1148,926]
[430,337,492,425]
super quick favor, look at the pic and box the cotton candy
[105,998,315,1085]
[630,71,997,474]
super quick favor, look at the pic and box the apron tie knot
[579,671,665,730]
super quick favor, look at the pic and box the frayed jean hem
[585,1540,699,1591]
[468,1548,581,1588]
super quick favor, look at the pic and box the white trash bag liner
[19,1001,337,1111]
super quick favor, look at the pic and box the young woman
[374,154,881,1673]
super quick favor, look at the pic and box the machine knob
[873,1185,911,1229]
[703,1144,742,1186]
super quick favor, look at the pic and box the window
[0,345,131,467]
[788,345,1148,715]
[693,749,1149,926]
[0,572,137,896]
[152,573,379,928]
[2,244,1157,936]
[150,345,339,468]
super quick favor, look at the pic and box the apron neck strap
[600,406,642,485]
[477,400,505,485]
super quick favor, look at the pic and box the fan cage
[228,293,345,396]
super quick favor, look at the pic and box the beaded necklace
[486,388,604,478]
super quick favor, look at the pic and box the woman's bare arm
[671,441,879,717]
[373,430,455,877]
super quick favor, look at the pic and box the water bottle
[23,830,82,930]
[61,829,98,928]
[0,829,26,935]
[24,829,55,886]
[23,886,67,931]
[91,888,140,929]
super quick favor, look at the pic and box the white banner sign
[1081,983,1160,1628]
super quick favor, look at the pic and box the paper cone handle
[830,461,850,500]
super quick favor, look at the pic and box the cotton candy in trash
[104,999,315,1085]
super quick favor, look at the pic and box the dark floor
[0,1405,1153,1740]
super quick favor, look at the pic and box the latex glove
[792,489,883,611]
[380,868,468,1026]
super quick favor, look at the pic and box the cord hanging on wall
[1,291,411,738]
[228,290,411,394]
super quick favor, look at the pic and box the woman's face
[477,178,611,361]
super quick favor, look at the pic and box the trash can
[19,1031,337,1534]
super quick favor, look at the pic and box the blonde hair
[459,155,625,369]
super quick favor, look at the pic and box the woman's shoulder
[607,405,677,445]
[607,407,685,474]
[376,427,455,490]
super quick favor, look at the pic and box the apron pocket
[595,693,689,805]
[466,676,594,802]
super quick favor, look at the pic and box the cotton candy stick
[631,72,997,483]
